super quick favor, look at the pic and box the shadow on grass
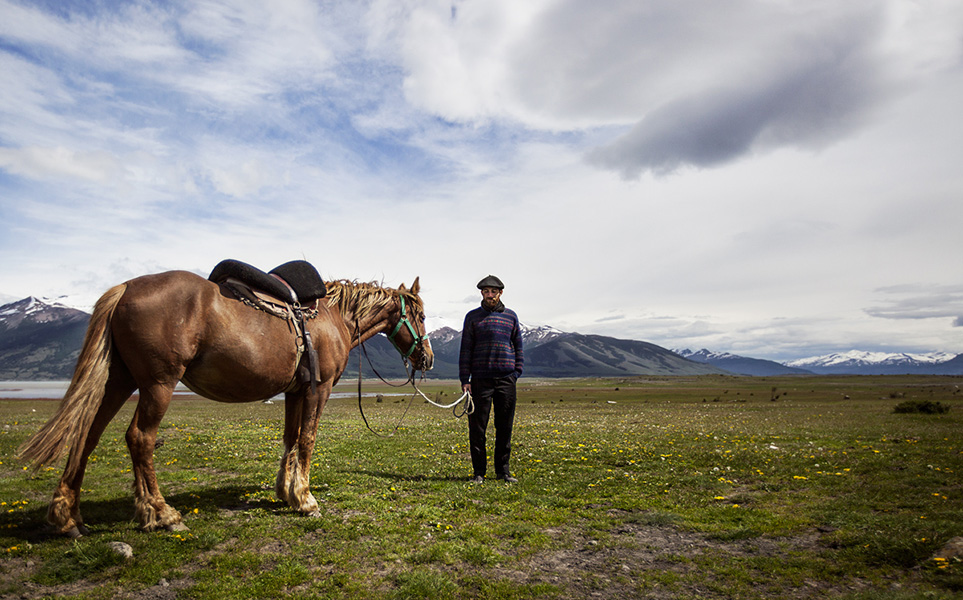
[0,484,282,544]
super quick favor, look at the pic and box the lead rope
[355,318,474,437]
[409,378,474,417]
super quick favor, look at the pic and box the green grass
[1,375,961,599]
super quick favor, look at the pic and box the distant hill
[525,333,725,377]
[419,325,724,379]
[674,348,812,376]
[930,353,963,375]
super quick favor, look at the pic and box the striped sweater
[459,303,524,385]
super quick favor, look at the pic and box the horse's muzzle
[419,339,434,371]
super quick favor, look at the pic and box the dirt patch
[124,577,193,600]
[0,520,893,599]
[2,558,117,600]
[501,522,834,599]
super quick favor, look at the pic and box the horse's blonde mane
[324,279,422,322]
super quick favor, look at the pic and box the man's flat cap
[477,275,504,290]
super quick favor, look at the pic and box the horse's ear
[398,282,408,293]
[410,277,421,295]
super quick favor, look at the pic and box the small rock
[932,536,963,560]
[107,541,133,559]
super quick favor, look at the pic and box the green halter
[387,296,425,359]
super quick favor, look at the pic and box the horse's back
[118,270,214,314]
[108,270,304,401]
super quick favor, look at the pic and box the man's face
[481,286,502,308]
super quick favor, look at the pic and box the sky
[1,0,962,362]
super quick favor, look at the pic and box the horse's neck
[340,300,394,348]
[352,312,388,346]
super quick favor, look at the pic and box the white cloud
[1,0,962,361]
[0,146,122,183]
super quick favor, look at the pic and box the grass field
[1,375,961,599]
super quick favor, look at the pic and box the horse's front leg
[275,388,303,506]
[276,382,330,516]
[127,383,186,531]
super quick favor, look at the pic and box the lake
[0,381,406,401]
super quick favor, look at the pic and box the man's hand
[462,383,471,395]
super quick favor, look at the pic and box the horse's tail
[17,283,128,473]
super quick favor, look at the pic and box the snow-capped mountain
[0,296,86,326]
[426,326,460,345]
[785,350,955,367]
[674,348,735,362]
[674,348,812,376]
[520,323,564,346]
[0,297,91,380]
[784,350,960,375]
[427,323,564,348]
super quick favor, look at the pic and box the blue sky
[1,0,962,361]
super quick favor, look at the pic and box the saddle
[209,259,326,305]
[208,259,326,393]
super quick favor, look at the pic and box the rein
[355,319,415,438]
[353,297,472,436]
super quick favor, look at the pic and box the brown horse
[18,270,433,538]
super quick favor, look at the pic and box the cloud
[865,285,963,321]
[389,0,962,179]
[583,2,890,177]
[1,0,962,362]
[0,146,123,183]
[593,314,626,324]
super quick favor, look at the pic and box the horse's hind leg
[127,383,185,531]
[49,369,136,537]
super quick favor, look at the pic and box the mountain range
[2,296,962,380]
[782,350,963,375]
[673,349,814,376]
[419,326,725,379]
[0,297,90,380]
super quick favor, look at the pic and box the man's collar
[482,300,506,313]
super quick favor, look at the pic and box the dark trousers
[468,375,517,478]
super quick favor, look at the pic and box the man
[459,275,524,483]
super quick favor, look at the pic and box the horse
[17,270,433,538]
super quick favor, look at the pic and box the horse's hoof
[166,522,190,532]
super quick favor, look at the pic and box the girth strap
[222,278,319,394]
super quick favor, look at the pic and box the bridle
[386,296,427,361]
